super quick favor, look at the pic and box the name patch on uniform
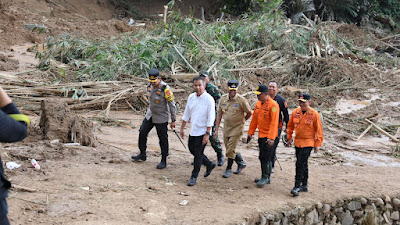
[271,107,277,112]
[233,104,239,107]
[164,87,174,102]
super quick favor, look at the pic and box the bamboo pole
[357,125,372,140]
[365,119,399,142]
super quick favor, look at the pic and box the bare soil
[1,1,400,225]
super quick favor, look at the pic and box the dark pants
[188,135,212,178]
[258,138,274,163]
[0,199,9,225]
[138,117,168,157]
[295,147,313,185]
[271,129,282,168]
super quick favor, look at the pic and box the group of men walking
[132,68,323,196]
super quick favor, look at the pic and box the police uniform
[287,93,323,196]
[217,80,252,177]
[248,84,280,187]
[199,71,224,166]
[0,100,30,225]
[132,69,176,169]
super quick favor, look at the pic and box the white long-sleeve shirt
[182,92,215,136]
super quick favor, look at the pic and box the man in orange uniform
[247,84,280,187]
[286,93,323,196]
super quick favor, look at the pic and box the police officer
[286,93,323,196]
[215,80,252,178]
[199,71,225,166]
[0,86,29,225]
[268,81,289,173]
[247,84,280,188]
[132,69,177,169]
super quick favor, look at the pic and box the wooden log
[365,119,399,142]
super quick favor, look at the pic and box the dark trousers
[188,135,212,178]
[138,117,168,157]
[0,199,9,225]
[258,138,274,163]
[271,129,282,168]
[295,147,313,185]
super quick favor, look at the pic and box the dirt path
[4,111,400,225]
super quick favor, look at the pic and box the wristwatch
[205,131,211,136]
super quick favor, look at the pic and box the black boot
[131,153,147,161]
[223,158,234,178]
[217,152,225,167]
[156,155,167,169]
[266,161,272,184]
[291,180,301,196]
[233,153,246,174]
[256,161,269,188]
[204,162,216,177]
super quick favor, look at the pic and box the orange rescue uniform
[287,107,323,148]
[248,96,280,140]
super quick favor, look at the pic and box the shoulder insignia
[284,101,288,108]
[272,107,277,112]
[164,87,174,102]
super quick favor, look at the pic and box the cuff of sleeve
[1,102,20,114]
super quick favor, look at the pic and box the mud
[39,99,97,147]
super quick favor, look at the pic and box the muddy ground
[1,0,400,224]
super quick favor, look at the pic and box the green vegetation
[37,9,362,81]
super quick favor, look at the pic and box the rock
[375,198,384,206]
[259,215,267,225]
[316,202,323,209]
[353,210,364,218]
[298,206,306,214]
[305,209,319,225]
[383,211,392,224]
[341,210,354,225]
[179,200,189,206]
[283,210,291,217]
[386,203,393,210]
[393,198,400,206]
[384,195,391,203]
[360,197,368,205]
[334,207,343,213]
[348,201,362,210]
[391,211,399,220]
[330,215,337,225]
[323,204,331,213]
[266,214,274,221]
[282,216,288,225]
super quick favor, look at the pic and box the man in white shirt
[180,76,216,186]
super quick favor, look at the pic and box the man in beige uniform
[215,80,252,178]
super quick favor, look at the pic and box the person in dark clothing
[0,86,29,225]
[268,81,289,173]
[131,69,177,169]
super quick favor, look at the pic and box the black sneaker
[187,177,196,186]
[204,162,216,177]
[131,154,146,162]
[156,161,166,169]
[222,169,231,178]
[299,185,308,192]
[291,187,300,196]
